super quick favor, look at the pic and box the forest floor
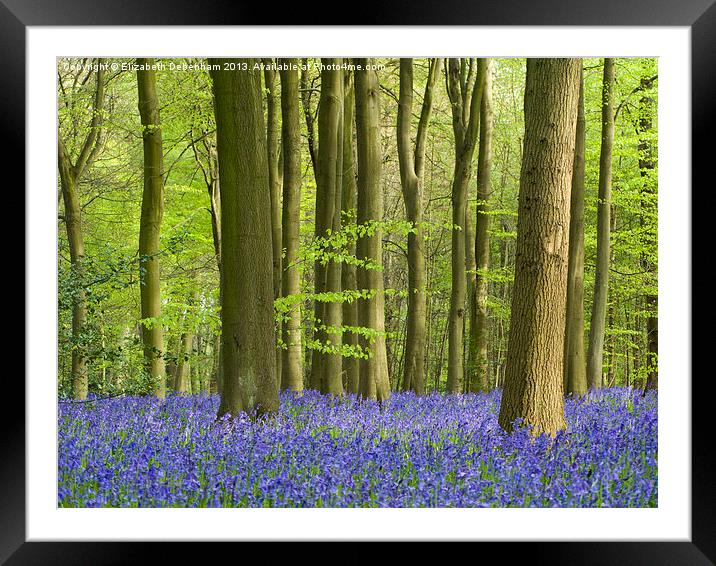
[58,388,657,507]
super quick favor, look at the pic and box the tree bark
[341,72,361,395]
[445,58,486,394]
[210,59,279,417]
[309,59,344,393]
[279,59,304,393]
[564,66,588,397]
[468,58,493,393]
[263,58,283,389]
[497,58,581,436]
[354,58,391,401]
[137,59,166,399]
[587,58,616,390]
[397,58,441,396]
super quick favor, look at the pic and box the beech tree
[137,59,167,399]
[397,57,441,395]
[587,58,615,390]
[279,59,304,392]
[564,66,588,397]
[58,62,106,400]
[467,58,493,393]
[445,58,486,394]
[341,72,361,395]
[309,59,344,394]
[497,58,581,436]
[354,58,390,401]
[263,58,283,387]
[209,59,279,417]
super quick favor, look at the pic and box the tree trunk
[637,76,658,392]
[263,59,283,389]
[137,59,166,399]
[468,58,493,393]
[57,65,105,400]
[341,72,361,395]
[279,59,304,393]
[354,58,390,401]
[587,58,615,390]
[446,58,486,394]
[310,59,344,393]
[397,58,441,395]
[300,59,319,180]
[497,58,581,436]
[209,59,279,418]
[564,66,588,397]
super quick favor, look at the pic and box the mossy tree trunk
[468,58,493,393]
[137,59,166,399]
[354,58,391,401]
[310,59,344,394]
[445,58,486,394]
[279,59,304,393]
[497,58,581,436]
[397,58,441,395]
[587,58,615,390]
[209,59,279,418]
[341,72,361,395]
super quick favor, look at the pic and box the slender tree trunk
[587,58,615,390]
[310,59,344,393]
[341,72,361,395]
[58,155,89,400]
[210,59,279,418]
[300,59,319,180]
[263,59,283,389]
[446,58,486,394]
[564,66,588,397]
[354,58,390,401]
[137,59,166,399]
[468,58,493,393]
[397,58,441,395]
[637,76,658,391]
[497,58,581,436]
[57,65,105,400]
[279,59,304,393]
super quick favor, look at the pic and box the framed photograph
[9,0,708,562]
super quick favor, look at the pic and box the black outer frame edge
[5,0,712,563]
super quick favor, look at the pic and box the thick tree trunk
[564,67,588,397]
[341,72,361,395]
[354,58,390,401]
[310,60,344,393]
[446,58,485,394]
[468,58,493,393]
[497,58,581,436]
[263,59,283,389]
[397,58,441,395]
[210,59,279,417]
[587,58,615,390]
[137,59,166,399]
[279,59,304,393]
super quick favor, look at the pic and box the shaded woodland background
[57,57,657,409]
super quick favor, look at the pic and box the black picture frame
[7,0,708,562]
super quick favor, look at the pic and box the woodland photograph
[57,56,658,508]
